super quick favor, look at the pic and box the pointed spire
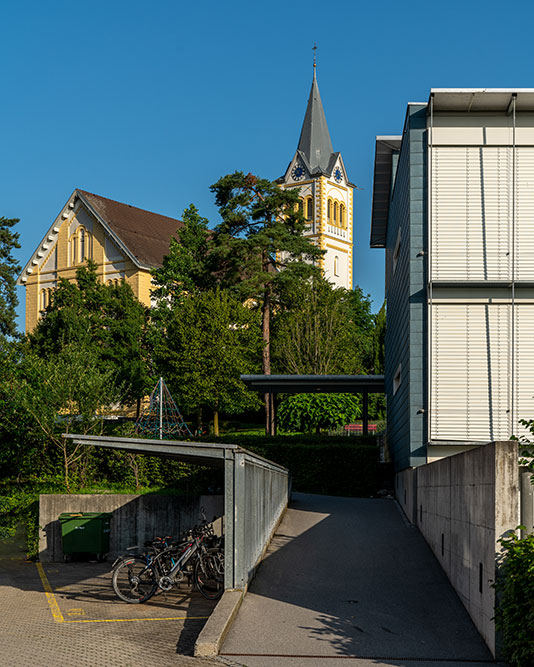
[297,54,334,172]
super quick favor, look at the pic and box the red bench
[344,424,377,433]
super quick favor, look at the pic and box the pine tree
[210,172,323,434]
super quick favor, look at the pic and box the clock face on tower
[291,164,305,181]
[334,167,343,183]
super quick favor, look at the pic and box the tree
[278,393,361,434]
[13,344,121,490]
[273,278,374,375]
[374,300,386,374]
[151,204,215,307]
[210,172,323,434]
[28,261,151,407]
[0,216,21,341]
[155,288,261,435]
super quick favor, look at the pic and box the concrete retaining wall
[39,494,224,562]
[395,441,520,656]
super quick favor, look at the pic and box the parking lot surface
[0,551,224,667]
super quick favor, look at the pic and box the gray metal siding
[385,105,428,470]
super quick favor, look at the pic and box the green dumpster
[59,512,112,561]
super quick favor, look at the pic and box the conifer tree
[0,216,21,341]
[210,172,323,434]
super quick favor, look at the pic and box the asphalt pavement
[219,493,503,667]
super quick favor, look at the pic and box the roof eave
[76,190,150,270]
[370,136,402,249]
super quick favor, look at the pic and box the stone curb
[194,590,243,657]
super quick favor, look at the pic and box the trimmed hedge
[192,434,381,497]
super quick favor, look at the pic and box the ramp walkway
[220,493,499,667]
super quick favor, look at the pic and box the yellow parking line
[36,562,65,623]
[36,563,209,625]
[64,616,209,624]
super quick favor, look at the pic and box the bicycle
[111,522,224,603]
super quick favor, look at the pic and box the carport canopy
[240,374,384,394]
[240,374,385,435]
[63,433,289,591]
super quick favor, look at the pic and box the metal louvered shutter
[515,148,534,280]
[431,302,511,441]
[432,146,512,282]
[515,304,534,436]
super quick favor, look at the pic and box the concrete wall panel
[39,494,224,562]
[395,441,519,656]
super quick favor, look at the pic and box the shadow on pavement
[221,493,498,666]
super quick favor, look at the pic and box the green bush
[494,530,534,666]
[278,393,361,434]
[192,433,380,497]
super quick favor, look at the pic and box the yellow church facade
[18,189,181,332]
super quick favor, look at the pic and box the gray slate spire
[297,67,334,171]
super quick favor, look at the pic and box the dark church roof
[78,190,182,268]
[297,67,334,172]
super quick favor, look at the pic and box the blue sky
[2,0,533,329]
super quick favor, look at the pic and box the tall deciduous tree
[0,216,21,341]
[155,288,261,435]
[29,261,151,406]
[13,344,120,490]
[273,278,374,375]
[210,172,323,434]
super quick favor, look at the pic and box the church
[17,66,354,331]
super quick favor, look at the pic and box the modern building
[371,89,534,470]
[17,189,181,332]
[277,65,354,289]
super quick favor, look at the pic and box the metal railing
[224,449,289,590]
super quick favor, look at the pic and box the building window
[39,287,53,313]
[393,363,402,395]
[306,197,313,221]
[79,228,86,261]
[334,256,339,277]
[70,234,77,265]
[340,204,345,228]
[333,201,338,224]
[327,199,332,222]
[69,226,92,266]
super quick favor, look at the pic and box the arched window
[334,256,339,277]
[306,197,313,221]
[333,201,338,225]
[70,234,77,265]
[69,226,92,265]
[40,288,53,312]
[340,204,345,228]
[298,199,304,215]
[79,228,86,261]
[327,199,332,222]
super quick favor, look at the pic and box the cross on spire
[313,43,317,69]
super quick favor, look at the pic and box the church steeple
[278,56,354,291]
[297,67,334,172]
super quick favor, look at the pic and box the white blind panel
[515,148,534,280]
[431,303,511,441]
[432,147,511,281]
[514,305,534,437]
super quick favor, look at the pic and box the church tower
[277,63,353,289]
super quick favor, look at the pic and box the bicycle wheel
[194,551,224,600]
[112,556,158,603]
